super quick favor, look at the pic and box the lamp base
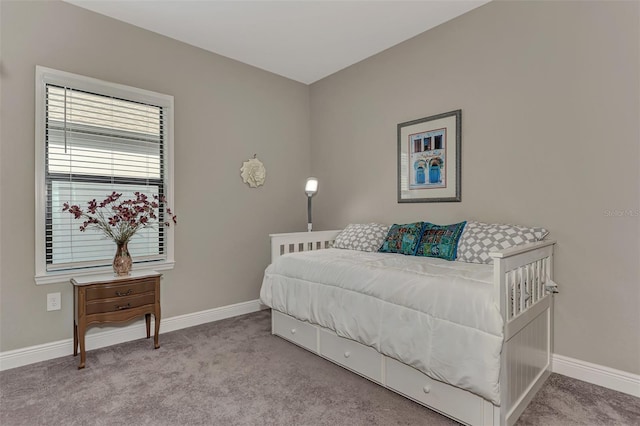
[307,223,313,232]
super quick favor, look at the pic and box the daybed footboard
[267,231,556,426]
[490,241,556,425]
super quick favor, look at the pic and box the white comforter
[260,248,504,404]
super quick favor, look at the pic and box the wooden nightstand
[71,271,161,369]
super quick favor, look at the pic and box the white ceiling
[64,0,490,84]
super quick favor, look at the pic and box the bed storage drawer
[319,329,383,383]
[385,357,485,426]
[272,310,318,352]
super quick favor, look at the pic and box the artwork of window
[397,110,461,203]
[409,128,446,188]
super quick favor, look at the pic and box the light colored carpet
[0,310,638,425]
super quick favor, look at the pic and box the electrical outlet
[47,292,61,311]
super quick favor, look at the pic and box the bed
[260,229,556,426]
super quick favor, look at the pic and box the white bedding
[260,248,504,404]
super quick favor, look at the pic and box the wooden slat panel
[506,310,550,421]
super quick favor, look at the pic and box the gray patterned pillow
[333,223,390,252]
[456,221,549,264]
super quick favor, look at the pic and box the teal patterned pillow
[378,222,425,255]
[415,221,467,261]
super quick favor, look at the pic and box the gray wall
[0,0,310,351]
[1,0,638,377]
[310,1,640,374]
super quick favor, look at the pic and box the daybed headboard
[269,230,341,263]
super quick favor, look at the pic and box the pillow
[456,221,549,264]
[333,223,390,252]
[378,222,424,255]
[415,221,467,261]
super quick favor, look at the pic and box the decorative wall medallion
[240,155,266,188]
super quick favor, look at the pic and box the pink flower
[63,192,177,243]
[69,205,83,219]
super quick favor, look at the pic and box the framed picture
[397,109,461,203]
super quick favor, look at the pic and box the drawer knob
[116,289,133,297]
[290,328,296,335]
[344,351,351,358]
[423,385,431,394]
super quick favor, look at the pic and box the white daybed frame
[268,230,556,426]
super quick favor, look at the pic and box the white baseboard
[552,354,640,398]
[0,299,265,372]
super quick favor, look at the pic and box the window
[35,67,174,284]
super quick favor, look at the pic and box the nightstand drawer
[86,279,156,301]
[86,293,155,315]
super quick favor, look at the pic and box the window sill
[34,261,175,285]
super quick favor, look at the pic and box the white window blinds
[45,84,166,271]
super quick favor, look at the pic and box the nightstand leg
[73,321,78,356]
[145,314,151,339]
[154,308,161,349]
[78,319,86,369]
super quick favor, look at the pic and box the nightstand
[71,270,161,369]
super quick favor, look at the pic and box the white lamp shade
[305,177,318,196]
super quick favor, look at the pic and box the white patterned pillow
[333,223,390,252]
[457,221,549,264]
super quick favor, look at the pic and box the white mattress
[260,248,504,404]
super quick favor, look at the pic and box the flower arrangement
[62,191,177,245]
